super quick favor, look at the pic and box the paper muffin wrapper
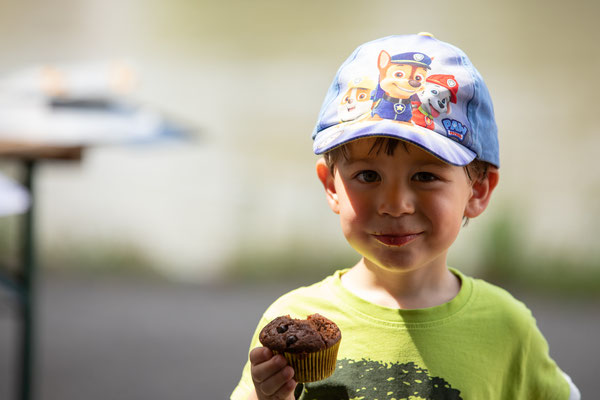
[275,340,341,383]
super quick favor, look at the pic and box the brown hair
[323,137,490,182]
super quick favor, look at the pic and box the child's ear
[316,158,340,214]
[464,167,499,219]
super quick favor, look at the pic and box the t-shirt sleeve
[520,318,571,400]
[230,315,269,400]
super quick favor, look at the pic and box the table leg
[17,160,36,400]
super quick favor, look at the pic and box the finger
[273,377,297,400]
[255,365,295,397]
[249,347,273,365]
[251,353,288,383]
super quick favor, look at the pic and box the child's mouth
[373,233,420,246]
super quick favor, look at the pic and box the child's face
[319,138,480,273]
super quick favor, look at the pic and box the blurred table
[0,141,83,400]
[0,141,83,160]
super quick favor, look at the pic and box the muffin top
[259,314,341,354]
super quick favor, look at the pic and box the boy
[231,33,580,400]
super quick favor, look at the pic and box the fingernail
[285,366,295,379]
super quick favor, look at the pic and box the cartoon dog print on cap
[337,77,376,122]
[412,74,459,130]
[371,51,432,123]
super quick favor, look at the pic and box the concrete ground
[0,272,598,400]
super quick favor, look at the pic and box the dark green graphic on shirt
[298,358,462,400]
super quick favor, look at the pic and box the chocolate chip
[276,325,288,334]
[286,335,298,346]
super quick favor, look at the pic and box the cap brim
[313,119,476,166]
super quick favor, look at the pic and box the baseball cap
[312,33,499,168]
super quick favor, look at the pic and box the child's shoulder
[468,274,535,326]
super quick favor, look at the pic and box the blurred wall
[0,0,598,281]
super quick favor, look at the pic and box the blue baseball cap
[312,33,499,168]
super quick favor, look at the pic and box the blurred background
[0,0,598,399]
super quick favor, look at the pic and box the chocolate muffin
[259,314,341,382]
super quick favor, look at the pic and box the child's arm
[248,347,297,400]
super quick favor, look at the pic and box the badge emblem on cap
[413,53,424,62]
[394,103,406,114]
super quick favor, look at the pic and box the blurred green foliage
[225,242,358,285]
[226,209,600,297]
[2,207,598,296]
[41,239,159,278]
[0,219,158,278]
[478,210,600,297]
[0,214,21,274]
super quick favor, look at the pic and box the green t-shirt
[231,269,570,400]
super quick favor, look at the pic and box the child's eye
[412,172,439,182]
[355,170,381,183]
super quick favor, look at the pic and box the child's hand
[249,347,297,400]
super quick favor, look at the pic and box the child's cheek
[338,200,366,237]
[428,198,464,240]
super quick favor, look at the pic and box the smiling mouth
[393,83,415,93]
[373,233,421,246]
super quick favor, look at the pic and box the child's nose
[377,186,415,217]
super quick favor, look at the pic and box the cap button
[418,32,435,38]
